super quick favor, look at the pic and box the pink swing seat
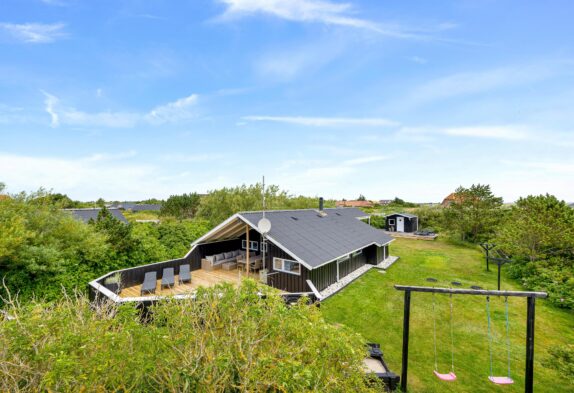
[434,371,457,381]
[489,376,514,385]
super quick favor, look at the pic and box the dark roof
[385,212,418,219]
[237,208,393,269]
[64,208,128,224]
[114,203,162,211]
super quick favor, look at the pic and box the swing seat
[434,371,457,381]
[489,376,514,385]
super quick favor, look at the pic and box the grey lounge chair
[162,267,175,289]
[141,271,157,295]
[179,264,191,284]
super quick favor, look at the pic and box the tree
[160,193,201,219]
[443,184,503,242]
[96,198,106,208]
[495,194,574,262]
[357,194,366,201]
[0,182,5,193]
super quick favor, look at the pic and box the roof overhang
[311,238,395,270]
[191,213,314,270]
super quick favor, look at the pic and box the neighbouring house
[569,203,574,208]
[89,203,394,303]
[64,208,129,224]
[379,199,393,205]
[441,192,461,207]
[336,200,374,208]
[384,213,418,233]
[112,202,162,212]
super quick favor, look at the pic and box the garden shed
[384,213,418,233]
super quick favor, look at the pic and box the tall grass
[0,280,381,392]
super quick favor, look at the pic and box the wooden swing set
[395,285,548,393]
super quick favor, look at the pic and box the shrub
[0,281,380,392]
[544,345,574,380]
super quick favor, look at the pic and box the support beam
[246,224,250,277]
[400,290,411,392]
[525,297,536,393]
[394,285,548,298]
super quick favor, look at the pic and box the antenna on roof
[258,176,271,276]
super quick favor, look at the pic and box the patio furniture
[141,271,157,295]
[162,267,175,289]
[201,250,243,271]
[179,264,191,284]
[237,253,262,273]
[222,261,237,271]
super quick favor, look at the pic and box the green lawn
[322,238,574,393]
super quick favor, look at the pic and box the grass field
[322,238,574,393]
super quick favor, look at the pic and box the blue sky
[0,0,573,202]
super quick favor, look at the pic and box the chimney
[319,197,324,211]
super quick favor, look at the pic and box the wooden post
[246,224,250,278]
[525,297,536,393]
[401,290,411,392]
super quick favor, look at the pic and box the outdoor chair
[179,264,191,284]
[141,271,157,295]
[162,267,175,289]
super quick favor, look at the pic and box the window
[241,240,259,251]
[273,257,301,275]
[260,242,268,252]
[388,218,395,225]
[336,255,350,264]
[352,250,363,257]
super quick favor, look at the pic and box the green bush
[0,281,380,392]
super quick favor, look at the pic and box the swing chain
[504,296,512,378]
[432,291,438,371]
[450,293,455,373]
[486,296,494,378]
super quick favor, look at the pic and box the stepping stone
[451,281,462,286]
[426,277,438,282]
[470,285,483,290]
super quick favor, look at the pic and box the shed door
[397,217,404,232]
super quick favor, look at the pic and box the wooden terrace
[119,267,264,298]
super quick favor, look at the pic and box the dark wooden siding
[309,262,338,292]
[191,239,243,270]
[266,242,310,293]
[385,214,417,233]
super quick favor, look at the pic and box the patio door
[397,217,404,232]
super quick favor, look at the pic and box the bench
[179,264,191,284]
[141,271,157,295]
[162,267,175,289]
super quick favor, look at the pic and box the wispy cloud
[406,63,561,105]
[42,92,199,128]
[0,22,66,43]
[217,0,445,40]
[442,126,529,140]
[243,115,399,127]
[145,94,198,124]
[501,160,574,174]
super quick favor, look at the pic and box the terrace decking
[119,268,261,298]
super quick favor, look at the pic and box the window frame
[241,240,259,251]
[260,241,268,252]
[388,218,395,226]
[273,257,301,276]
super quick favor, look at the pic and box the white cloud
[217,0,434,39]
[410,56,428,64]
[0,22,66,43]
[243,115,398,127]
[145,94,198,124]
[406,64,559,105]
[501,160,574,174]
[41,92,199,128]
[0,152,222,200]
[442,126,529,140]
[42,91,60,127]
